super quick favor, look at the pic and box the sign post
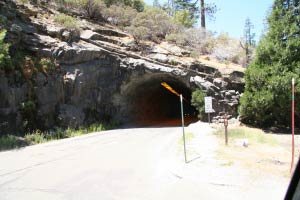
[224,114,228,145]
[291,78,295,173]
[180,94,187,163]
[205,96,214,124]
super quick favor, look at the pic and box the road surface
[0,122,289,200]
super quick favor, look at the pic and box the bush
[83,0,106,19]
[103,0,144,11]
[126,7,175,43]
[0,29,12,72]
[0,135,22,150]
[37,58,57,74]
[0,16,7,29]
[25,130,47,144]
[103,5,137,27]
[191,89,206,119]
[20,100,37,132]
[172,10,196,28]
[53,13,80,42]
[166,27,215,54]
[53,13,79,30]
[212,33,244,64]
[55,0,85,10]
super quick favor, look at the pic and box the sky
[144,0,274,42]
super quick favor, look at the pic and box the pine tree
[239,0,300,127]
[199,0,216,28]
[240,17,256,66]
[174,0,198,26]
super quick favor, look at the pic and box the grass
[178,132,195,146]
[213,125,277,146]
[53,13,79,30]
[0,122,117,151]
[0,135,27,151]
[212,125,293,178]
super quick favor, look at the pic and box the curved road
[0,122,289,200]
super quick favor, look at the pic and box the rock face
[0,0,245,134]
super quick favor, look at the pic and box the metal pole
[291,78,295,173]
[208,113,210,124]
[180,94,187,163]
[224,114,228,145]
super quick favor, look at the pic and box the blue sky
[144,0,274,42]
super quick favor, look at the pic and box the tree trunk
[200,0,205,28]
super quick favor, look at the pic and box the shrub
[103,0,144,11]
[20,100,37,132]
[83,0,106,19]
[126,7,175,43]
[55,0,85,10]
[0,29,12,72]
[172,10,196,28]
[25,130,47,144]
[37,58,57,74]
[132,0,144,12]
[53,14,80,42]
[0,135,22,150]
[212,33,244,64]
[103,5,137,27]
[0,15,7,29]
[53,13,79,30]
[191,89,206,119]
[166,27,215,54]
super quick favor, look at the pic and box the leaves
[239,0,300,127]
[0,29,11,71]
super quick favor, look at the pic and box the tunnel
[122,74,198,126]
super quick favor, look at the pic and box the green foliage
[191,89,206,119]
[37,58,57,74]
[0,29,12,72]
[126,7,174,42]
[9,122,118,149]
[0,15,7,29]
[0,135,25,150]
[20,100,37,132]
[239,0,300,127]
[174,0,198,24]
[53,13,79,30]
[172,10,196,28]
[214,126,277,145]
[83,0,107,19]
[25,130,47,144]
[103,5,137,27]
[103,0,144,11]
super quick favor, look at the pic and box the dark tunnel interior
[125,75,198,126]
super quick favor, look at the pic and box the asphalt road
[0,122,289,200]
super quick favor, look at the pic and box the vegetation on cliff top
[39,0,250,66]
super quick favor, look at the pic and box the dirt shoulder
[180,122,294,200]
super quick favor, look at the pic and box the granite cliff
[0,0,244,134]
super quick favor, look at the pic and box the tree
[191,89,206,119]
[153,0,160,7]
[173,0,198,26]
[103,0,144,11]
[173,10,196,27]
[239,0,300,127]
[126,7,174,43]
[240,17,256,66]
[199,0,217,28]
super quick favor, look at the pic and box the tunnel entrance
[123,74,198,126]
